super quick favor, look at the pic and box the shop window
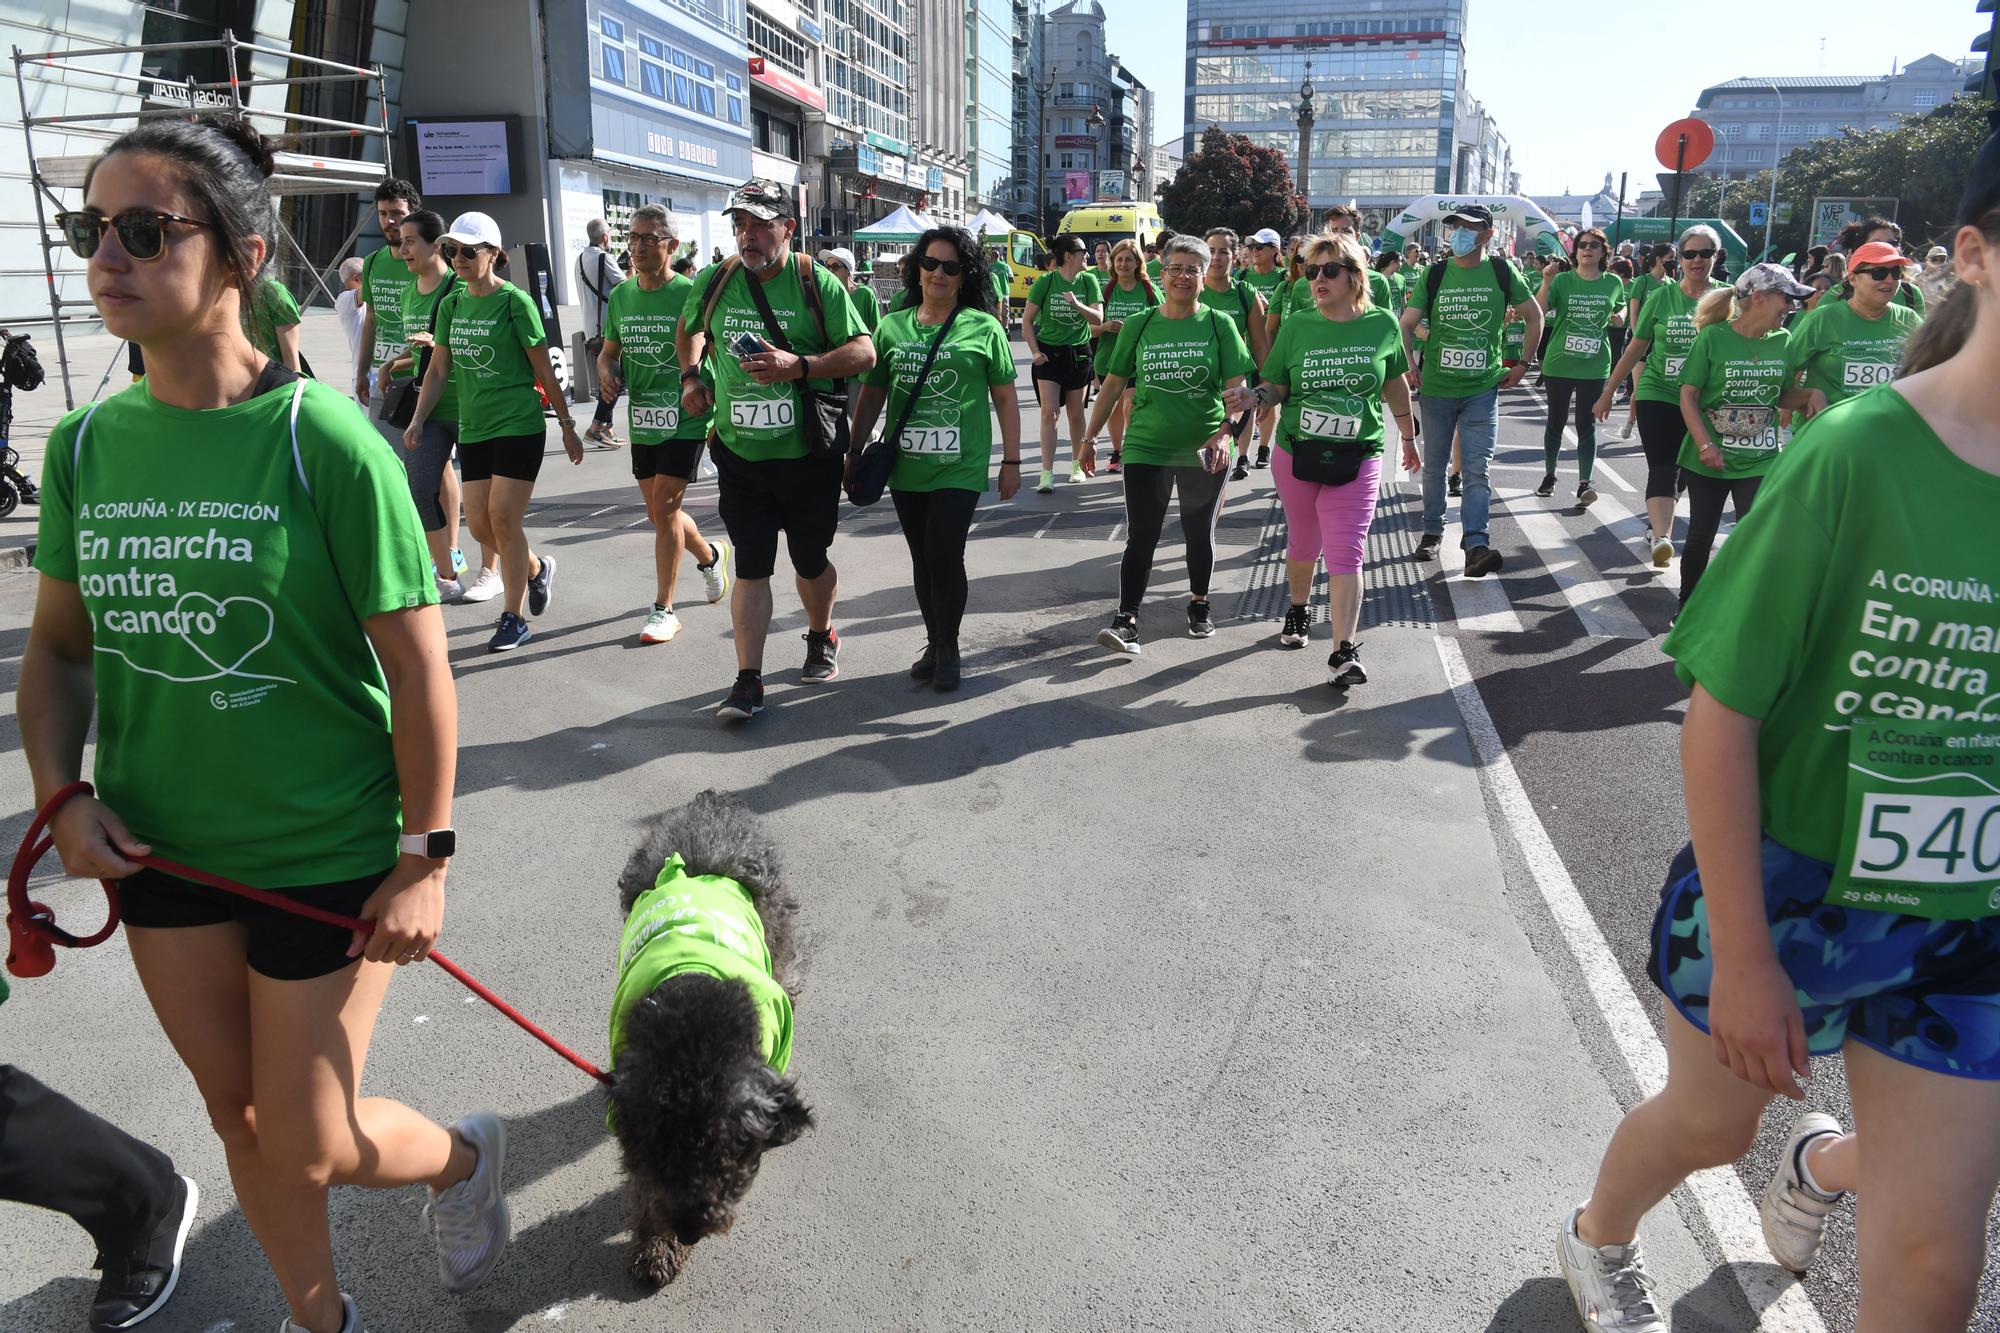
[602,43,626,84]
[641,61,666,99]
[601,16,624,40]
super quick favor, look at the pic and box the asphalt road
[0,317,1992,1330]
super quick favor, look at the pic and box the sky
[1102,0,1980,199]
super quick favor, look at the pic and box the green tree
[1159,125,1309,239]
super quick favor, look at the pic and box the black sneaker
[1254,444,1271,469]
[1535,473,1556,498]
[910,642,937,681]
[1187,599,1215,639]
[1327,640,1368,688]
[933,642,962,693]
[527,553,556,616]
[1230,457,1250,482]
[1464,545,1504,578]
[1414,533,1443,561]
[1578,479,1599,507]
[91,1173,198,1331]
[1278,604,1310,648]
[802,628,840,682]
[1447,472,1462,497]
[717,670,764,719]
[1096,611,1141,656]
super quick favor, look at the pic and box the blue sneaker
[450,546,467,574]
[487,613,532,653]
[527,553,556,617]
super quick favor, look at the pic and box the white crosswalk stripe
[1505,503,1652,639]
[1438,534,1524,634]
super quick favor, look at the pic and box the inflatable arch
[1376,194,1565,257]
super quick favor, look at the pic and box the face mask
[1449,228,1480,257]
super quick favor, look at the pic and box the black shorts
[115,864,391,981]
[632,438,704,482]
[711,437,842,581]
[459,432,545,483]
[1032,344,1093,394]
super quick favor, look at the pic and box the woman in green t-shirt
[1560,184,2000,1333]
[851,226,1022,692]
[1255,232,1416,686]
[246,276,302,371]
[1023,236,1105,492]
[27,115,500,1333]
[1533,227,1626,506]
[1674,263,1812,611]
[1085,239,1159,476]
[1781,241,1922,416]
[406,211,583,653]
[1076,235,1256,653]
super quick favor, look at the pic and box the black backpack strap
[884,307,961,447]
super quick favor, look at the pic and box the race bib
[373,337,401,366]
[1439,346,1488,372]
[1831,720,2000,919]
[630,404,679,434]
[1662,355,1686,379]
[1563,333,1603,358]
[1843,361,1897,389]
[1298,406,1361,440]
[901,426,962,455]
[729,397,796,431]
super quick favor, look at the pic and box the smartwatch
[399,829,456,860]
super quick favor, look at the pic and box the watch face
[426,829,456,859]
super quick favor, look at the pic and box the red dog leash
[7,782,610,1085]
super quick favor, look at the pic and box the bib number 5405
[1852,794,2000,883]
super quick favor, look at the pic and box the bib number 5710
[1852,794,2000,883]
[730,398,796,430]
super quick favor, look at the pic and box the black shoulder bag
[383,273,456,429]
[847,306,961,507]
[739,253,850,460]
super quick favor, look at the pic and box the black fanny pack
[1288,436,1371,486]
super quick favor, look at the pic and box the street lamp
[1087,102,1105,200]
[1296,61,1316,211]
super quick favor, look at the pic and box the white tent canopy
[853,204,933,243]
[969,208,1013,236]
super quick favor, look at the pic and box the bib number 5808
[1852,794,2000,883]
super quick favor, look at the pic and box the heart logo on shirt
[1149,362,1214,397]
[1441,305,1493,331]
[454,341,498,378]
[173,593,277,677]
[622,337,673,370]
[921,368,960,399]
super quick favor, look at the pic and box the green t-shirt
[32,378,436,886]
[604,274,711,444]
[1105,306,1254,467]
[1197,279,1259,352]
[862,307,1015,494]
[683,256,866,461]
[1540,270,1628,380]
[247,280,301,364]
[609,854,793,1075]
[1026,269,1102,348]
[1240,265,1286,304]
[1146,258,1163,283]
[361,245,415,376]
[1627,271,1664,323]
[1407,258,1535,397]
[987,264,1011,311]
[1782,298,1920,406]
[436,282,548,443]
[1676,321,1792,479]
[1259,306,1408,459]
[1633,280,1722,405]
[1095,277,1162,374]
[848,281,882,333]
[400,274,459,423]
[1663,388,2000,866]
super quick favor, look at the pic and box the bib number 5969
[1852,794,2000,883]
[1439,347,1487,372]
[730,398,796,430]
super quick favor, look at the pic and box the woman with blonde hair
[1085,238,1158,475]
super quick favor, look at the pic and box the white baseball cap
[820,246,857,273]
[443,211,503,247]
[1249,227,1282,247]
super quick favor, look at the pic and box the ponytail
[1693,286,1738,330]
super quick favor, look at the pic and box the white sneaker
[279,1292,361,1333]
[459,567,502,603]
[1558,1206,1666,1332]
[422,1111,509,1294]
[639,606,682,644]
[1068,462,1089,483]
[700,539,732,604]
[1650,537,1674,568]
[1620,419,1635,440]
[1760,1112,1845,1274]
[435,575,464,603]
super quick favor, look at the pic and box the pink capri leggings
[1272,445,1384,575]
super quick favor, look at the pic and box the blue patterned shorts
[1647,836,2000,1080]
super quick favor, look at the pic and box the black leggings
[1119,462,1226,612]
[1681,472,1762,605]
[1635,398,1687,501]
[1542,376,1603,482]
[891,486,981,645]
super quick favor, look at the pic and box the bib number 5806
[1852,794,2000,883]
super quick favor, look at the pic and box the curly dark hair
[899,225,994,317]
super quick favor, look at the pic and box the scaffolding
[10,30,393,408]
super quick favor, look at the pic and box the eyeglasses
[55,209,213,262]
[440,242,491,262]
[918,255,963,276]
[1301,262,1356,280]
[628,233,667,248]
[1162,264,1204,279]
[1577,241,1605,252]
[1852,264,1903,282]
[1680,247,1717,260]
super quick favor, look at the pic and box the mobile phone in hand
[732,332,768,359]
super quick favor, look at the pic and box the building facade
[1183,0,1514,232]
[910,0,971,222]
[1011,0,1153,230]
[1690,55,1978,181]
[967,0,1014,210]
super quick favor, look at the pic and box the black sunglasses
[918,255,963,276]
[1576,240,1606,251]
[1301,262,1356,280]
[439,242,491,262]
[1852,264,1903,282]
[56,209,213,262]
[1680,246,1717,260]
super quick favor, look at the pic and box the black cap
[1958,127,2000,228]
[1442,203,1494,228]
[726,178,796,222]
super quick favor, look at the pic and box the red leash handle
[7,784,610,1085]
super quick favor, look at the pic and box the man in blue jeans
[1400,205,1542,576]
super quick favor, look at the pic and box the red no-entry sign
[1655,118,1716,172]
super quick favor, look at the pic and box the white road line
[555,505,618,529]
[1434,636,1830,1333]
[1517,387,1636,491]
[1587,490,1683,596]
[1035,514,1057,539]
[1440,537,1525,635]
[1507,505,1651,639]
[1108,522,1123,543]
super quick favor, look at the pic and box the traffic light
[1970,0,1997,100]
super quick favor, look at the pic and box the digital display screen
[408,118,518,196]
